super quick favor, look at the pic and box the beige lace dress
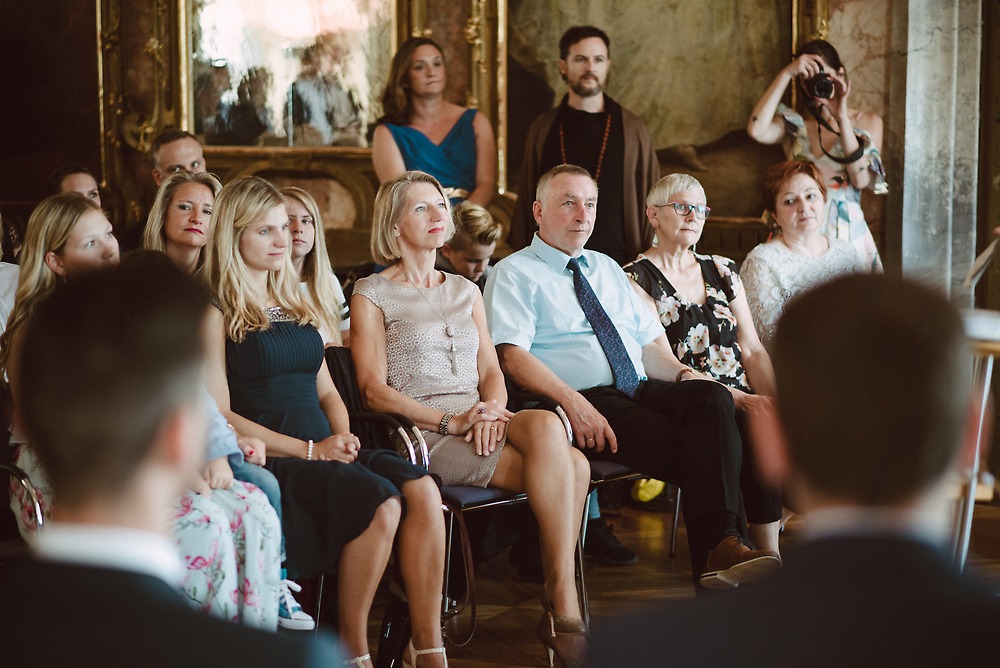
[352,273,506,487]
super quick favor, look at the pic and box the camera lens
[808,73,835,99]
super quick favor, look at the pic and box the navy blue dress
[225,306,430,578]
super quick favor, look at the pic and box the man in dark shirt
[509,26,659,266]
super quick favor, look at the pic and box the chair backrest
[323,345,393,451]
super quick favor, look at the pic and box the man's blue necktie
[566,257,640,397]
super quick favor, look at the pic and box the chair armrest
[1,463,44,531]
[507,391,573,445]
[348,411,429,469]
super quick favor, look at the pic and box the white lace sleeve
[740,248,785,352]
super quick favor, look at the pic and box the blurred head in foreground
[18,256,209,515]
[753,274,974,512]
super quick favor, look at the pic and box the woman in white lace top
[742,161,869,351]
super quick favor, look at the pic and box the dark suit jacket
[0,556,340,666]
[586,536,1000,667]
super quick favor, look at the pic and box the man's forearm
[641,335,688,382]
[497,343,578,404]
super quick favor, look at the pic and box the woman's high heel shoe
[343,653,370,668]
[537,601,588,668]
[401,638,448,668]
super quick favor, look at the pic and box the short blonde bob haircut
[281,186,342,344]
[370,171,453,266]
[0,194,105,379]
[143,170,222,268]
[201,176,317,342]
[645,173,705,207]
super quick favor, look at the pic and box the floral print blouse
[625,253,750,392]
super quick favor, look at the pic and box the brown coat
[508,98,659,259]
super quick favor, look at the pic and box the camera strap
[806,100,867,165]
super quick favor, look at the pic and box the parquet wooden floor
[351,498,1000,668]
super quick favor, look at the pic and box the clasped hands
[312,433,363,463]
[450,399,514,457]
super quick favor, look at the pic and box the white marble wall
[827,0,893,120]
[898,0,981,302]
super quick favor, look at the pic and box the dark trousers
[582,379,745,579]
[734,411,783,525]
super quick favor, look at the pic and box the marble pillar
[898,0,981,303]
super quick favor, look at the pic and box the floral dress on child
[625,253,750,390]
[9,445,280,629]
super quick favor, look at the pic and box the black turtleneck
[540,95,627,264]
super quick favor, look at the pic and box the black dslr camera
[805,68,835,99]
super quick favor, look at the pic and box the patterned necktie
[566,257,640,397]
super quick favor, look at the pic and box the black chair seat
[588,460,638,482]
[440,486,527,512]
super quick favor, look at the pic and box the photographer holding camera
[747,39,886,273]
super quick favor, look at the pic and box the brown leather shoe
[699,536,781,590]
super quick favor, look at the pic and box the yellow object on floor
[631,478,666,502]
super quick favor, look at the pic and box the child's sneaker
[278,577,315,631]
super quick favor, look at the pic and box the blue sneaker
[278,576,315,631]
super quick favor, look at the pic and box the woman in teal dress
[203,176,448,668]
[748,39,887,272]
[372,37,496,206]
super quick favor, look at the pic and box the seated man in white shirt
[484,164,779,588]
[0,259,339,665]
[587,274,1000,665]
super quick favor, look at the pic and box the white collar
[33,523,185,587]
[803,504,951,548]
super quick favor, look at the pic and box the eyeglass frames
[655,202,711,219]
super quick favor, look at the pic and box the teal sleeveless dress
[383,108,477,200]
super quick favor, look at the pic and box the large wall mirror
[182,0,396,148]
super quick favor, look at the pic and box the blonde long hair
[281,187,342,345]
[0,194,103,378]
[143,171,222,271]
[200,176,317,342]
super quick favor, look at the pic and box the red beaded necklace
[559,112,612,181]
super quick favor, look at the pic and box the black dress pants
[581,379,744,579]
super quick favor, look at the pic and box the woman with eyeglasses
[624,173,784,555]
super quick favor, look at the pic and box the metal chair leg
[669,487,682,557]
[442,510,455,617]
[578,491,592,628]
[313,574,324,632]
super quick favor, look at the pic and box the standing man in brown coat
[509,26,659,266]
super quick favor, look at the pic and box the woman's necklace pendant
[445,324,455,337]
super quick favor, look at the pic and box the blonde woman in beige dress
[352,171,592,668]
